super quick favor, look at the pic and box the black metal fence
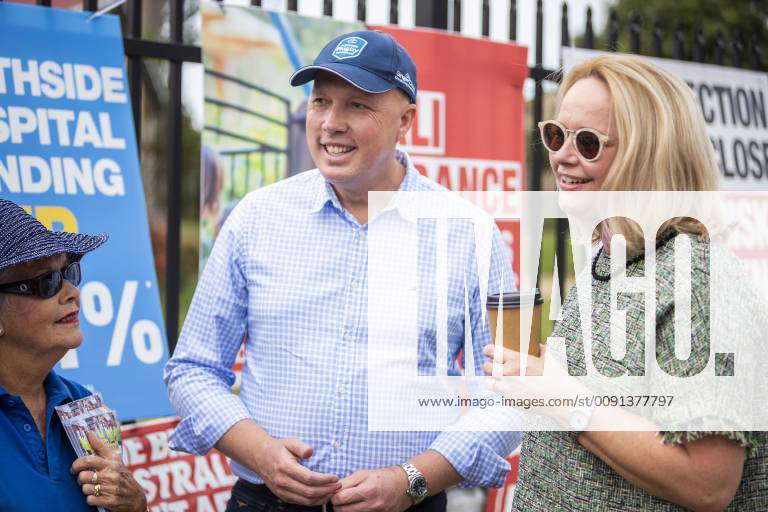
[16,0,765,352]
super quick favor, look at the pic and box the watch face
[412,476,428,497]
[570,409,590,431]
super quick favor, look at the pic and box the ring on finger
[91,471,99,485]
[94,483,101,497]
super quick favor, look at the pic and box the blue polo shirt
[0,371,96,511]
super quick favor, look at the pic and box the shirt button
[23,424,32,432]
[333,440,341,449]
[337,384,345,394]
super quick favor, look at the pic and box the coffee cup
[486,290,543,357]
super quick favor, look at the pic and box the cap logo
[332,36,368,60]
[394,71,415,94]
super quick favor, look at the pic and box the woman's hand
[482,344,591,426]
[71,431,148,512]
[482,344,546,377]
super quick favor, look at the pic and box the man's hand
[253,437,341,506]
[331,466,412,512]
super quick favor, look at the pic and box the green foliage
[575,0,767,69]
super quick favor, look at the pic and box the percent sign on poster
[70,280,165,367]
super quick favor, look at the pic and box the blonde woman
[483,55,766,511]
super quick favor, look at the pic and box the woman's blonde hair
[557,54,719,254]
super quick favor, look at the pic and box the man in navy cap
[166,30,518,512]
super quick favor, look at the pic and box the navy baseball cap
[290,30,418,104]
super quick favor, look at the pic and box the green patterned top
[512,233,767,511]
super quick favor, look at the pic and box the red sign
[122,418,237,512]
[485,452,520,512]
[373,26,528,279]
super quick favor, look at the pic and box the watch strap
[399,462,428,505]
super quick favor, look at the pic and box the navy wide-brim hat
[290,30,418,104]
[0,199,107,272]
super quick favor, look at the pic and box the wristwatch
[569,404,596,432]
[399,462,428,505]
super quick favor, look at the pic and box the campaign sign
[123,418,237,511]
[374,26,528,280]
[0,3,171,420]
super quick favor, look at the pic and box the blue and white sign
[0,3,171,420]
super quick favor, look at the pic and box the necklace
[591,230,679,282]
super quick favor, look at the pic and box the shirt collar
[309,176,344,214]
[45,370,77,405]
[308,149,420,224]
[0,370,76,406]
[379,150,419,224]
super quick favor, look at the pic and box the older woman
[0,199,147,511]
[484,55,766,510]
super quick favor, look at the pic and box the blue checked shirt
[164,150,521,487]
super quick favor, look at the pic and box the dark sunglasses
[538,120,616,162]
[0,261,81,298]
